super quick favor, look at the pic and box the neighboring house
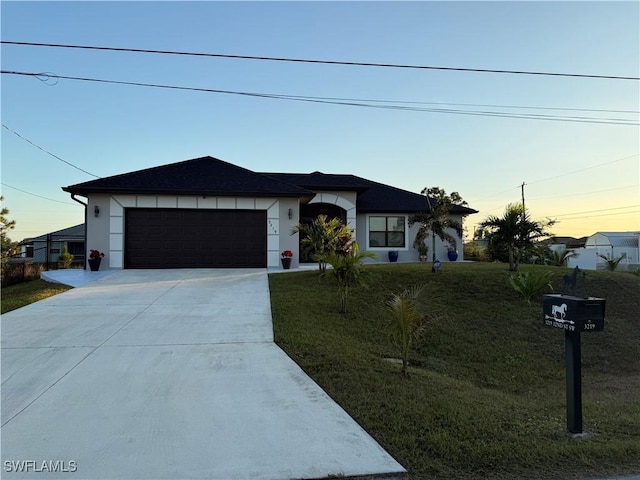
[544,236,591,269]
[21,224,85,264]
[545,232,639,271]
[545,236,588,250]
[62,156,477,269]
[585,231,639,271]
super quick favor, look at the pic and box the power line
[1,182,77,205]
[3,70,638,126]
[3,40,639,81]
[529,184,639,200]
[553,210,640,221]
[547,205,640,218]
[525,154,639,186]
[469,154,639,215]
[1,124,100,178]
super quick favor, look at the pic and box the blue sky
[2,1,639,242]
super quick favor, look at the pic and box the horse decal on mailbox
[544,302,574,325]
[552,303,567,320]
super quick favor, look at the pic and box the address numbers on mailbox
[543,294,605,333]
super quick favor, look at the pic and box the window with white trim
[368,216,406,248]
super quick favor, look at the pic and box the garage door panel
[124,209,267,268]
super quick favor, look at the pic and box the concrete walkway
[2,269,405,479]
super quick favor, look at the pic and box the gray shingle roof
[29,224,85,242]
[63,156,477,215]
[63,156,313,197]
[265,172,477,215]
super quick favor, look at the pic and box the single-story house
[585,231,639,270]
[18,224,85,265]
[62,156,477,269]
[545,236,588,250]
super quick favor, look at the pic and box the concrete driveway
[1,269,405,479]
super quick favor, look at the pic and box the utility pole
[520,182,526,246]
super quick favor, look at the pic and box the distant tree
[478,203,555,272]
[1,196,17,264]
[409,187,467,271]
[292,214,351,273]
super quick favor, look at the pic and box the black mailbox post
[543,294,606,434]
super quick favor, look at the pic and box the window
[369,216,406,248]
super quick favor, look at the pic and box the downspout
[70,194,88,270]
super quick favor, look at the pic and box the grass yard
[1,279,71,314]
[269,262,640,480]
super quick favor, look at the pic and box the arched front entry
[298,203,347,263]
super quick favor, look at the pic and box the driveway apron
[1,269,405,479]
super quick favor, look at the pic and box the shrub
[57,247,74,269]
[507,270,554,304]
[464,241,487,261]
[1,262,44,287]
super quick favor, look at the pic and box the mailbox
[542,293,606,434]
[543,294,605,333]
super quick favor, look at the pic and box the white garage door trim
[107,195,280,268]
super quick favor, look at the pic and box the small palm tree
[292,215,351,273]
[410,187,465,271]
[507,271,554,304]
[598,253,626,271]
[478,203,554,272]
[386,284,429,377]
[325,240,375,314]
[546,248,577,267]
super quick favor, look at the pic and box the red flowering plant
[89,249,105,259]
[281,250,294,258]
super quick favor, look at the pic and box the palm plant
[546,248,577,267]
[386,284,429,377]
[478,203,554,272]
[409,187,465,271]
[507,271,554,304]
[292,214,351,273]
[325,240,375,313]
[598,253,626,271]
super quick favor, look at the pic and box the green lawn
[269,262,640,480]
[1,279,71,314]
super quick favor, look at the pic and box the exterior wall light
[288,208,293,220]
[94,205,100,217]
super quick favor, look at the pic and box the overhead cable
[2,123,100,178]
[2,41,639,81]
[2,70,638,126]
[1,182,77,205]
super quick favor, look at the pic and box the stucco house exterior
[545,232,639,271]
[18,224,85,265]
[62,156,477,269]
[585,231,639,271]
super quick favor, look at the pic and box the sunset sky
[2,1,638,242]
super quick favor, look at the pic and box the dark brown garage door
[124,209,267,268]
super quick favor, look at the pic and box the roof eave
[62,187,310,198]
